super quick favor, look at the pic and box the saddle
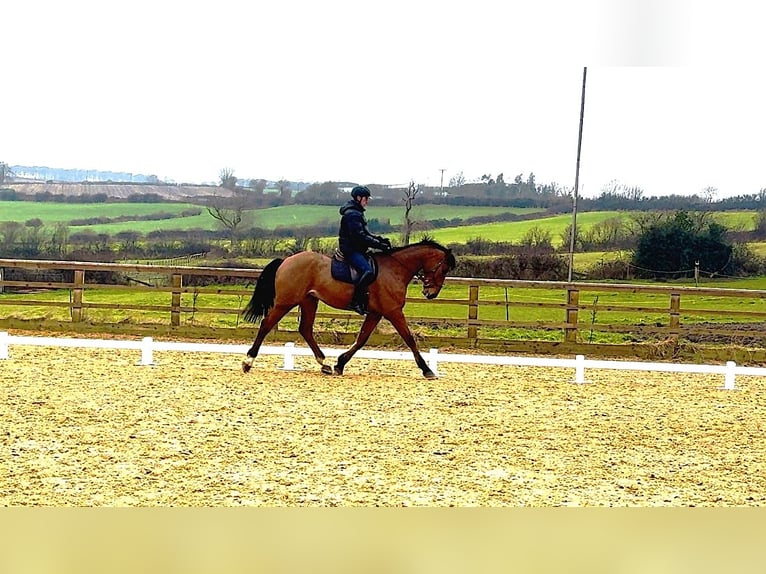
[331,250,378,285]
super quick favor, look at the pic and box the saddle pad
[331,254,378,285]
[331,258,357,284]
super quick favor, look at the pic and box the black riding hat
[351,185,371,199]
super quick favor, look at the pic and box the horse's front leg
[387,310,437,379]
[334,312,382,376]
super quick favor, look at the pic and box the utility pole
[439,168,446,194]
[567,67,587,282]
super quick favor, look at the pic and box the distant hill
[10,165,160,183]
[9,164,312,190]
[5,181,234,201]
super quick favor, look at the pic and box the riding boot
[349,271,374,315]
[349,285,369,315]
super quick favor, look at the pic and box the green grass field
[0,201,542,235]
[248,205,542,229]
[1,200,761,268]
[426,211,759,247]
[0,201,202,222]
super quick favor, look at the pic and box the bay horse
[241,239,456,379]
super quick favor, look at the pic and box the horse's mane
[389,239,456,269]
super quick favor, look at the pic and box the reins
[379,242,451,287]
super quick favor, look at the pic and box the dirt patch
[1,346,765,506]
[685,322,766,346]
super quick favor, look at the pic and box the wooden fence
[2,258,766,363]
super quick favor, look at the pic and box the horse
[241,239,456,379]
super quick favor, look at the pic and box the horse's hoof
[424,371,438,380]
[333,366,344,376]
[321,365,333,375]
[242,362,251,373]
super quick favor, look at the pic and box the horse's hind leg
[298,297,332,375]
[334,312,382,376]
[242,304,293,373]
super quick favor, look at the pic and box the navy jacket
[338,200,389,255]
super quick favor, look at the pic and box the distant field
[427,211,758,247]
[749,242,766,257]
[0,201,202,222]
[0,200,758,246]
[246,205,542,229]
[427,212,624,246]
[0,201,542,235]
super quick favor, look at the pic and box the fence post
[171,273,182,327]
[71,269,84,322]
[669,292,681,334]
[468,284,479,342]
[565,287,580,343]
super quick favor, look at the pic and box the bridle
[416,257,447,289]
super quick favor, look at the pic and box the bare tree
[402,180,421,245]
[219,167,237,189]
[519,225,553,250]
[49,223,70,258]
[207,196,245,252]
[207,169,252,252]
[701,186,718,203]
[0,162,15,185]
[448,171,465,188]
[275,179,292,205]
[628,211,667,235]
[247,179,267,195]
[0,221,24,254]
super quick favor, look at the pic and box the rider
[339,185,392,315]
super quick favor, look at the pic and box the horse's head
[416,243,456,299]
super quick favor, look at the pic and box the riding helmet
[351,185,371,199]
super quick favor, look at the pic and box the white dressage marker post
[140,336,155,366]
[573,354,591,384]
[723,361,737,391]
[279,342,299,371]
[0,331,8,360]
[427,348,439,377]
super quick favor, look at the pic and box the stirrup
[349,301,368,315]
[349,292,368,315]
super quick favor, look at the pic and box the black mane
[390,239,456,270]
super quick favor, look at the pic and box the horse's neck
[392,246,430,278]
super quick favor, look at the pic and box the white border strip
[3,332,764,390]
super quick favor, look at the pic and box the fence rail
[2,257,766,362]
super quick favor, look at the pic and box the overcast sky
[3,1,763,197]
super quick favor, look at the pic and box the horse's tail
[242,258,284,322]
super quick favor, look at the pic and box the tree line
[3,208,766,281]
[4,163,766,281]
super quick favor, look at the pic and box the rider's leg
[346,251,373,315]
[351,270,374,313]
